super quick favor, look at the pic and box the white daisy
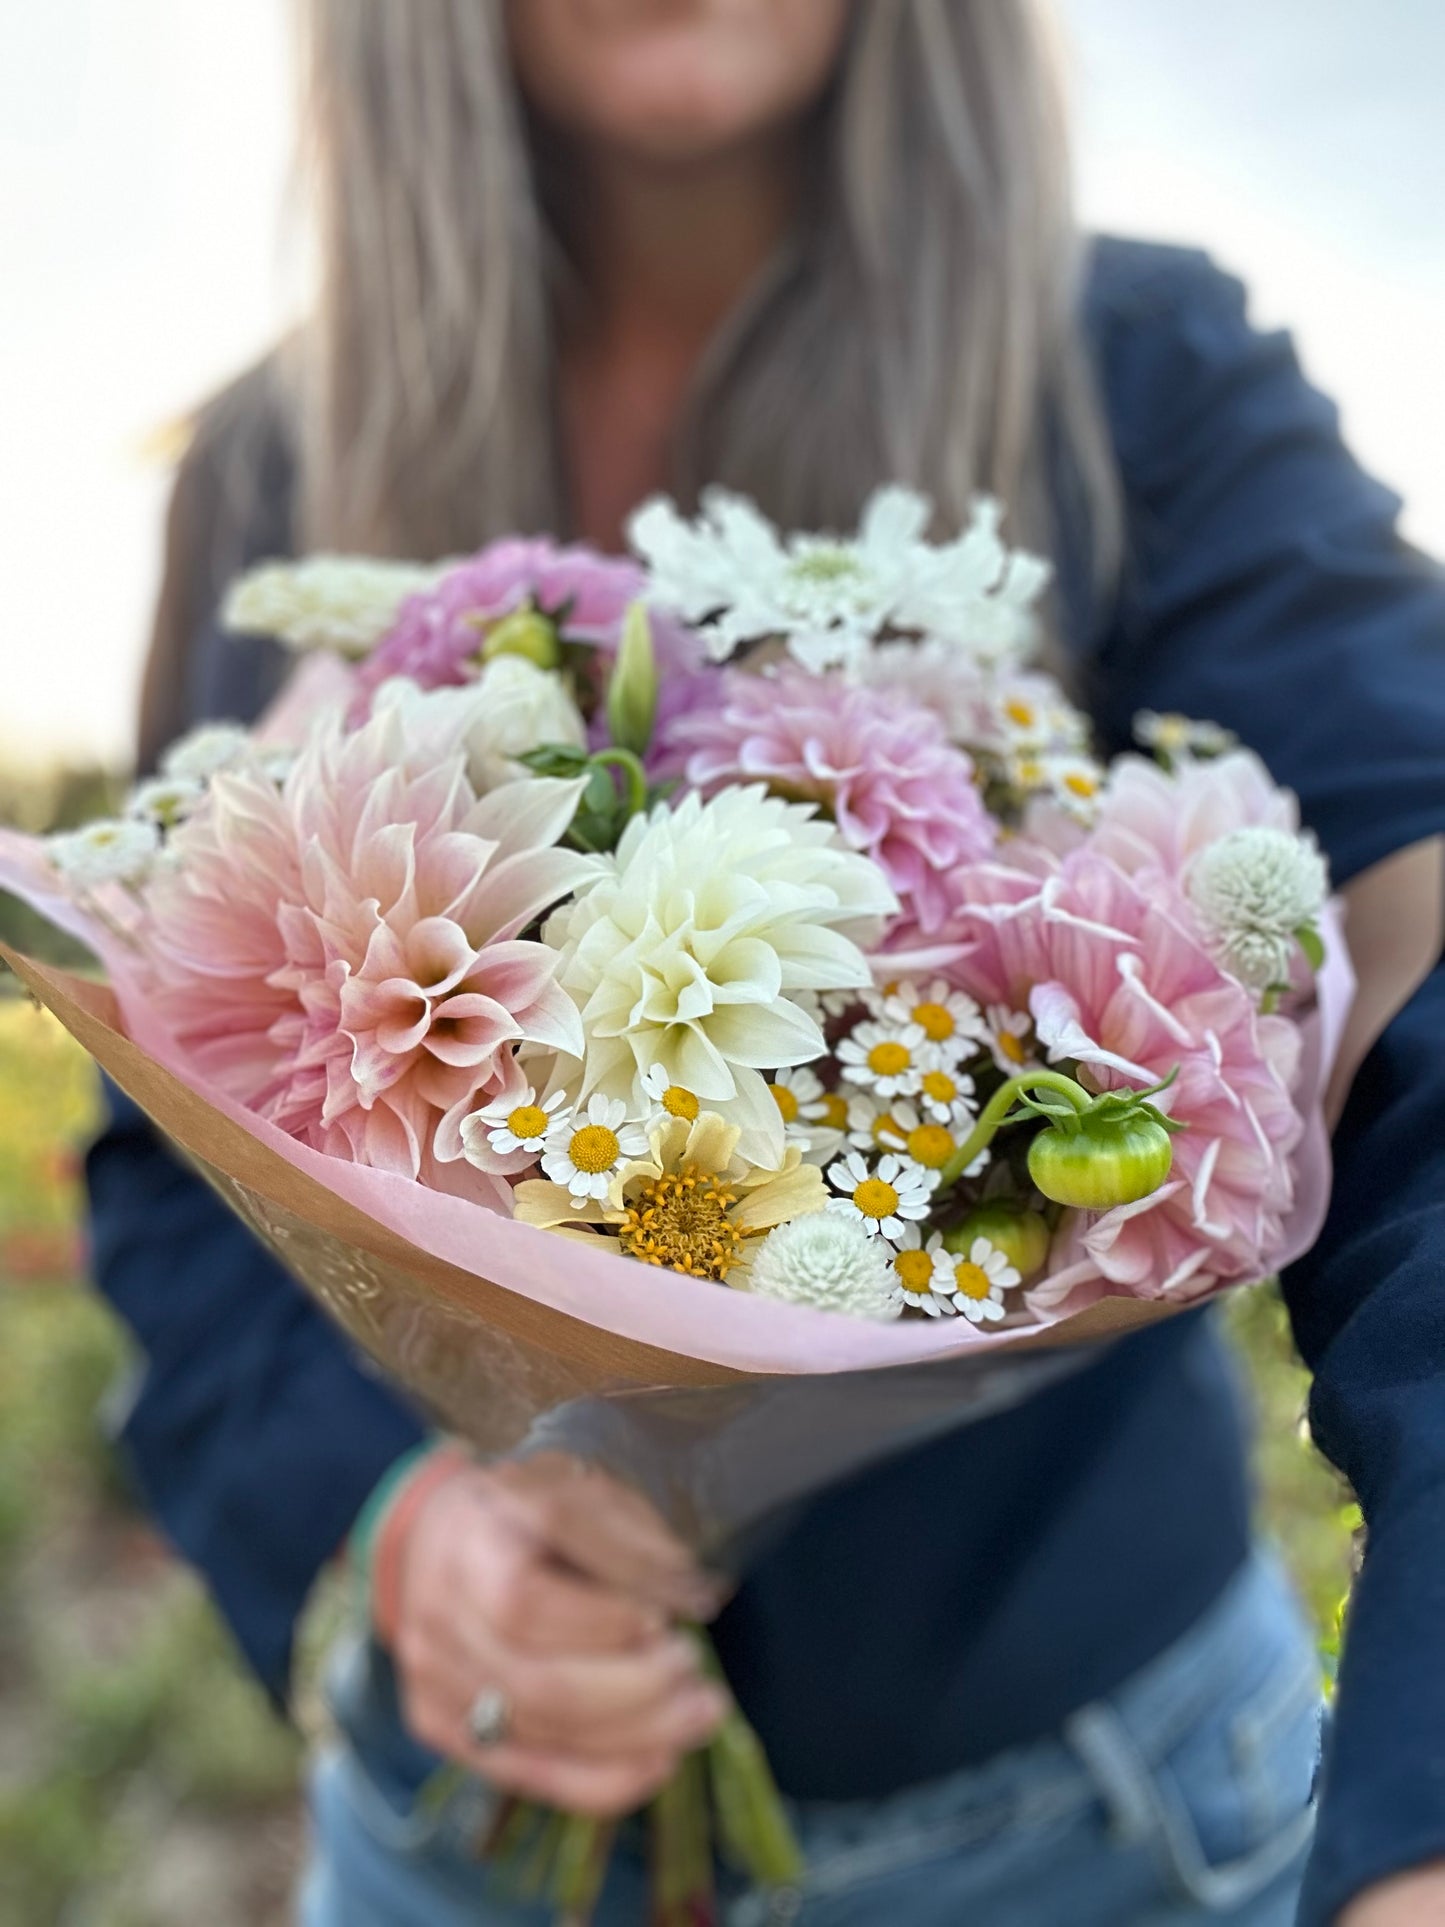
[846,1093,906,1154]
[126,775,205,829]
[825,1149,937,1244]
[944,1236,1023,1324]
[47,818,160,890]
[628,484,935,673]
[836,1018,929,1099]
[1134,710,1237,761]
[640,1063,703,1125]
[985,1006,1037,1076]
[878,980,987,1060]
[748,1212,902,1321]
[462,1086,570,1165]
[873,1101,960,1177]
[1043,754,1107,824]
[890,1225,957,1318]
[914,1062,978,1128]
[541,1095,650,1203]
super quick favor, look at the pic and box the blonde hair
[142,0,1119,763]
[294,0,1116,559]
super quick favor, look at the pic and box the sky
[1,0,1441,767]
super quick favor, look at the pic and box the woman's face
[505,0,851,164]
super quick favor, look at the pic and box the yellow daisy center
[867,1040,911,1078]
[1004,697,1037,729]
[911,1001,956,1043]
[1016,759,1045,788]
[921,1069,958,1106]
[853,1176,901,1221]
[894,1249,936,1295]
[770,1083,800,1125]
[997,1029,1027,1065]
[618,1166,744,1280]
[506,1104,549,1140]
[905,1124,955,1170]
[567,1124,620,1174]
[1063,770,1099,800]
[661,1084,700,1120]
[954,1260,994,1301]
[817,1092,850,1131]
[870,1112,903,1147]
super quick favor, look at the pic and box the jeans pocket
[1068,1567,1323,1914]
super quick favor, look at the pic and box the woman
[91,3,1445,1922]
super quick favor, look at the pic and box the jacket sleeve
[1085,242,1445,1924]
[85,414,428,1702]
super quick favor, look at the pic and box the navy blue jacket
[85,239,1445,1925]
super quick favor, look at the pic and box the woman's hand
[1339,1862,1445,1925]
[381,1451,732,1818]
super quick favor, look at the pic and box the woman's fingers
[484,1455,724,1620]
[451,1742,684,1821]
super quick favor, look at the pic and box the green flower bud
[1027,1107,1175,1211]
[942,1204,1052,1280]
[605,601,658,758]
[481,607,561,669]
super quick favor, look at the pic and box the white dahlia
[544,786,896,1162]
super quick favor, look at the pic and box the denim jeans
[299,1548,1321,1926]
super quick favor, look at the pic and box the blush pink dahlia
[1054,748,1299,881]
[140,704,594,1203]
[946,849,1304,1306]
[672,669,995,936]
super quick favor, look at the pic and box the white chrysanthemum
[628,485,936,673]
[126,775,205,828]
[161,723,253,783]
[543,786,897,1163]
[945,1236,1022,1324]
[890,1225,958,1317]
[766,1065,824,1145]
[836,1017,930,1099]
[461,1086,570,1168]
[878,980,986,1060]
[222,554,442,657]
[47,817,160,890]
[1134,710,1237,760]
[825,1149,937,1243]
[894,497,1050,668]
[541,1094,650,1202]
[1187,826,1329,991]
[747,1210,901,1321]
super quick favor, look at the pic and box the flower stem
[590,748,649,820]
[937,1070,1092,1190]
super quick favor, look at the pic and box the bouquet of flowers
[0,487,1351,1922]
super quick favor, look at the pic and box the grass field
[0,994,1359,1925]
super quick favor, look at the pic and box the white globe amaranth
[747,1210,901,1320]
[543,785,898,1163]
[1187,825,1329,991]
[222,554,443,657]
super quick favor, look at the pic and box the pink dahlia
[945,848,1304,1307]
[140,704,593,1203]
[355,537,699,706]
[1072,749,1298,883]
[671,669,996,936]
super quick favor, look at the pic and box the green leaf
[1295,922,1326,971]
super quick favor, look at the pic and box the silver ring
[466,1685,511,1749]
